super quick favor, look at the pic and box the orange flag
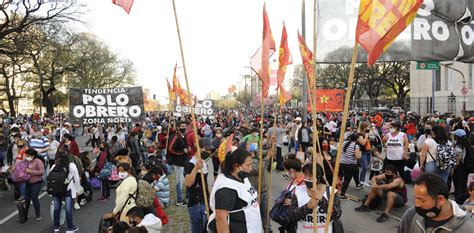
[297,31,315,89]
[356,0,423,65]
[112,0,134,14]
[260,3,276,98]
[279,86,291,107]
[276,23,292,91]
[166,78,176,102]
[172,64,192,106]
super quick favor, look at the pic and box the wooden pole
[266,88,279,232]
[164,102,174,154]
[172,0,209,218]
[324,40,359,233]
[257,89,265,204]
[311,1,319,232]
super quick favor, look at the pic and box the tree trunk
[43,94,55,116]
[8,96,15,117]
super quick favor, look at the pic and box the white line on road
[0,191,48,225]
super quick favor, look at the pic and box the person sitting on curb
[399,173,474,233]
[355,164,407,222]
[126,207,162,233]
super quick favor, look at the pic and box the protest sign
[174,100,215,116]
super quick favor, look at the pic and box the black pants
[384,159,406,182]
[369,170,381,180]
[340,163,360,196]
[25,181,42,218]
[453,164,469,198]
[212,156,220,177]
[101,179,110,198]
[91,136,100,148]
[276,147,284,171]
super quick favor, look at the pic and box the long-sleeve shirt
[113,176,137,215]
[27,158,45,184]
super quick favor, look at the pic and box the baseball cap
[295,117,302,122]
[199,138,214,150]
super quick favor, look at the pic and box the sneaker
[14,198,25,204]
[66,226,79,232]
[182,200,188,205]
[176,201,184,206]
[54,228,60,233]
[35,216,42,221]
[355,183,364,190]
[74,203,80,210]
[79,199,87,206]
[363,181,371,187]
[97,197,107,203]
[376,213,389,223]
[354,204,371,212]
[339,195,348,200]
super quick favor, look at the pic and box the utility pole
[302,0,308,123]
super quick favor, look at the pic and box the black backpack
[47,166,71,197]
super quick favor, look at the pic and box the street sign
[461,87,469,96]
[416,61,440,70]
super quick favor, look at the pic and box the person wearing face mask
[140,163,155,184]
[184,138,212,233]
[104,163,137,223]
[151,166,170,207]
[420,126,453,183]
[207,148,262,233]
[168,121,189,206]
[451,129,474,199]
[416,121,435,152]
[125,207,162,233]
[94,142,112,203]
[399,173,474,233]
[267,122,287,171]
[286,163,343,233]
[211,128,224,179]
[355,165,407,222]
[383,121,409,182]
[22,149,45,222]
[241,127,260,149]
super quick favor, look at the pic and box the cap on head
[199,138,214,150]
[453,129,467,138]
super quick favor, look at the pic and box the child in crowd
[369,148,384,180]
[463,182,474,213]
[152,166,170,207]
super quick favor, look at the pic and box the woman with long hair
[22,149,45,222]
[452,129,474,198]
[95,142,112,202]
[339,133,363,199]
[420,125,452,182]
[207,148,262,233]
[357,121,372,187]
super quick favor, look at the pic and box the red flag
[279,86,291,107]
[297,31,315,89]
[225,134,234,155]
[260,3,276,98]
[276,23,292,90]
[172,64,192,106]
[112,0,134,14]
[307,89,344,112]
[166,78,176,102]
[356,0,423,65]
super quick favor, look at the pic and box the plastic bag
[50,201,65,225]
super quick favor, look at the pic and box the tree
[0,0,84,55]
[66,33,136,89]
[383,61,410,100]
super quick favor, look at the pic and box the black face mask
[415,199,442,218]
[17,145,24,149]
[385,174,393,180]
[424,129,431,135]
[238,168,249,180]
[201,151,210,160]
[129,220,137,227]
[179,128,186,134]
[305,180,313,189]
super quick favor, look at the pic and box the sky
[74,0,321,103]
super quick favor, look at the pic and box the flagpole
[257,88,264,204]
[324,40,358,233]
[266,88,279,232]
[164,102,174,156]
[171,0,209,218]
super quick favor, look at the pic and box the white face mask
[118,172,129,179]
[25,157,33,162]
[389,128,396,134]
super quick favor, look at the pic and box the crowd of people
[0,109,474,232]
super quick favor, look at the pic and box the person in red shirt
[61,134,80,157]
[403,118,417,142]
[374,113,383,129]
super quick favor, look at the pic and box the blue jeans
[425,161,450,183]
[53,190,75,230]
[25,181,42,218]
[18,182,26,198]
[174,165,184,203]
[359,151,371,183]
[188,203,207,233]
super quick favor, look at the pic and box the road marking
[0,191,48,225]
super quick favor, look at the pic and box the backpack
[133,178,155,208]
[270,179,303,226]
[11,160,31,183]
[47,166,71,197]
[429,143,456,170]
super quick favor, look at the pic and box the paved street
[0,135,412,232]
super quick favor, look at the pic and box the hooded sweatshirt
[399,200,474,233]
[139,213,162,233]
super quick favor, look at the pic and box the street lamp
[441,62,466,114]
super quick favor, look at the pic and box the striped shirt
[340,141,359,165]
[29,137,50,157]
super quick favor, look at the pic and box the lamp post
[441,63,466,114]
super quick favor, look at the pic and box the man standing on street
[267,121,286,171]
[399,173,474,232]
[168,121,189,206]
